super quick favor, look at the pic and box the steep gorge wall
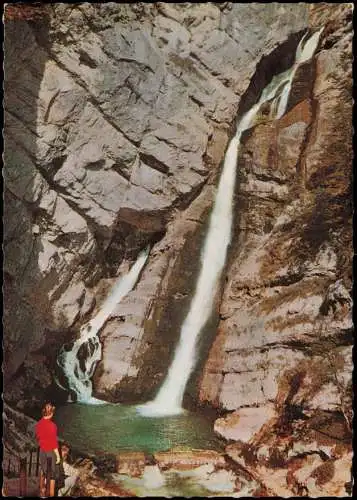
[199,1,352,420]
[4,2,309,407]
[198,4,353,496]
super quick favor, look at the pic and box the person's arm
[50,422,60,463]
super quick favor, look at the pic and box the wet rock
[116,452,146,477]
[74,472,135,497]
[110,455,259,497]
[93,453,117,475]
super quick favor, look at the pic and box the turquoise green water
[54,403,223,455]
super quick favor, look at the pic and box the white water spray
[56,246,150,404]
[137,28,323,417]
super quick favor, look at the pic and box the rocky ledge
[70,448,259,497]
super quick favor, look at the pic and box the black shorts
[39,450,56,479]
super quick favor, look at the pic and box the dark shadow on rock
[3,7,53,410]
[236,30,307,120]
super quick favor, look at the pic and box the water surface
[55,403,223,455]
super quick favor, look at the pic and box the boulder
[214,405,277,443]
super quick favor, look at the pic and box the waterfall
[56,246,150,404]
[137,28,323,418]
[276,27,323,119]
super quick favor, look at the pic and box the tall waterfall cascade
[137,28,323,417]
[56,246,150,404]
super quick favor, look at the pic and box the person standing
[35,402,60,497]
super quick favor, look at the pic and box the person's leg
[39,451,47,496]
[50,450,57,496]
[49,479,56,496]
[39,470,46,496]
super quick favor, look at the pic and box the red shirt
[35,418,58,451]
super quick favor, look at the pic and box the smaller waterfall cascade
[137,28,323,418]
[56,246,150,404]
[276,27,324,118]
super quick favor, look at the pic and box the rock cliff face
[4,1,308,400]
[200,0,352,420]
[197,4,353,495]
[4,3,352,496]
